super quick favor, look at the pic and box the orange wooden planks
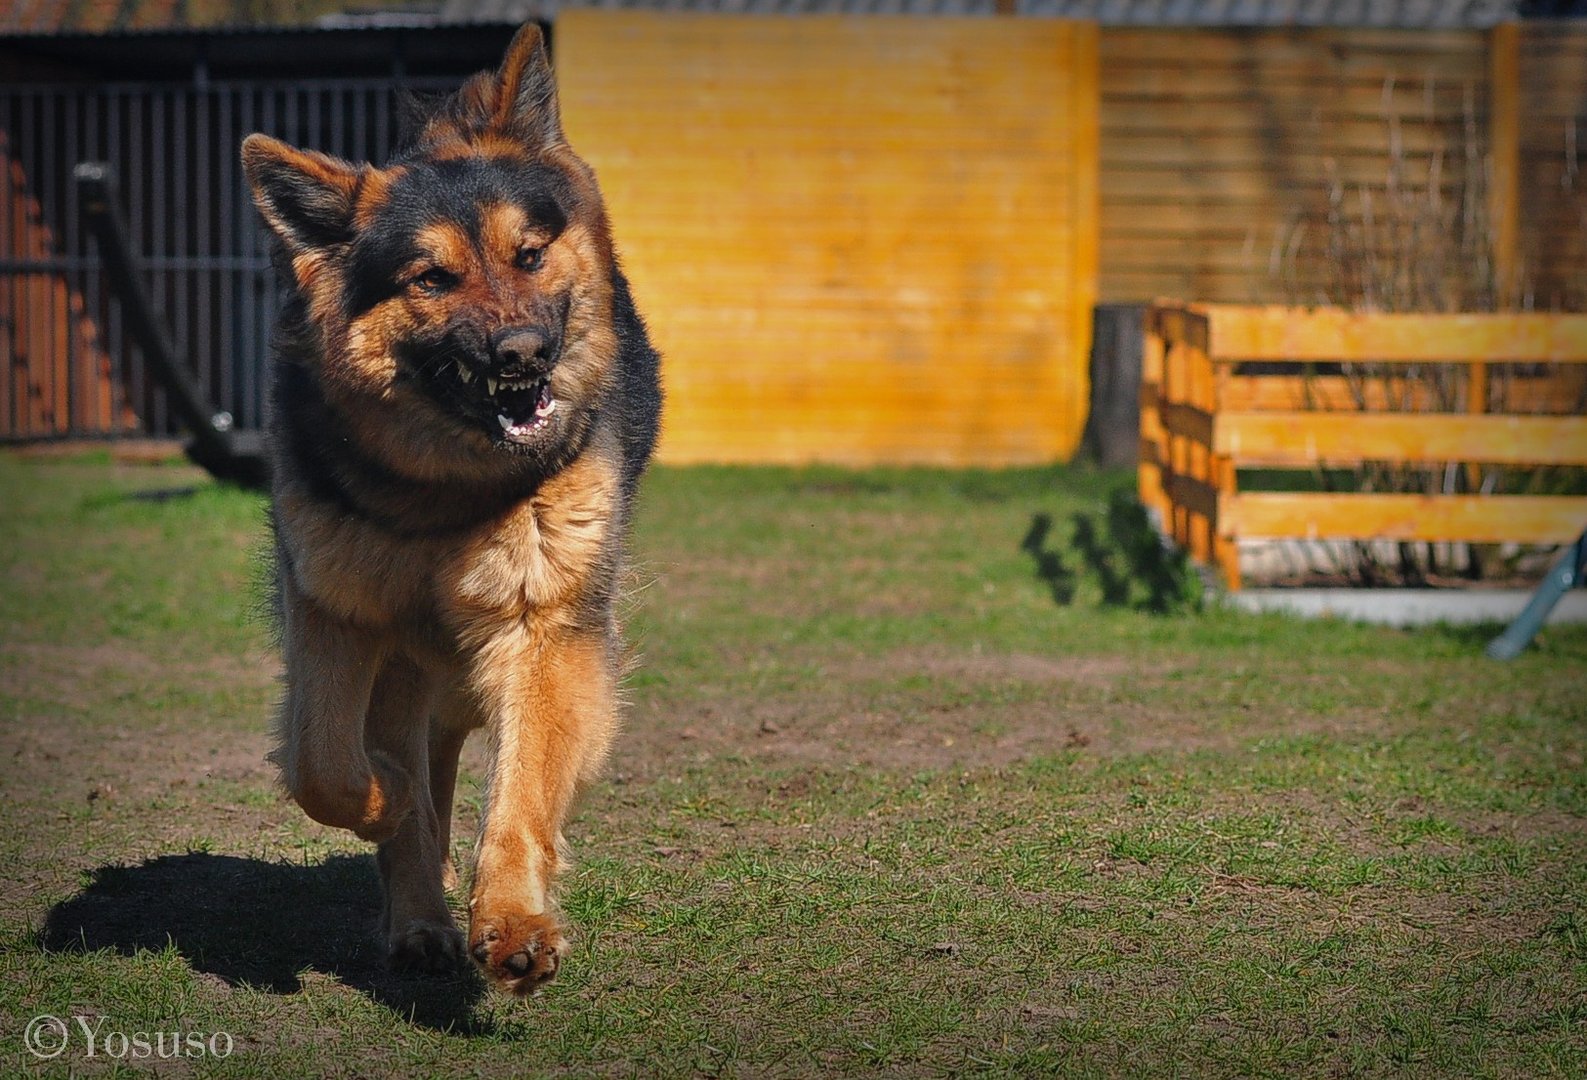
[1215,412,1587,467]
[1222,493,1587,545]
[1203,307,1587,364]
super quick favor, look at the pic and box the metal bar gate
[0,75,459,443]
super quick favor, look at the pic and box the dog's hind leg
[272,584,413,843]
[368,655,465,972]
[428,681,482,893]
[465,624,619,996]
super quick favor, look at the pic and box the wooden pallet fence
[1140,302,1587,590]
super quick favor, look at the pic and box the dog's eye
[413,268,457,294]
[515,247,545,273]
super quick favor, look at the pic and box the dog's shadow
[39,852,488,1032]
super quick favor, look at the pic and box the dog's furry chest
[276,450,620,650]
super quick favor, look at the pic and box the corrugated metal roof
[441,0,1518,23]
[0,0,1521,35]
[446,0,995,15]
[1022,0,1517,23]
[0,1,445,37]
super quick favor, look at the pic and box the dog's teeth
[535,398,557,419]
[497,413,513,432]
[487,377,498,396]
[459,366,474,384]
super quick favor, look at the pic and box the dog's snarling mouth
[443,361,558,445]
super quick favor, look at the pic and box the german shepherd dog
[240,25,661,995]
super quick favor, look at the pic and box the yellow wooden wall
[1099,28,1490,305]
[1518,25,1587,313]
[556,11,1099,466]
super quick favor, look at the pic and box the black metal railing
[1,76,460,442]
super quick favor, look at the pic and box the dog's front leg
[273,585,413,842]
[466,623,617,995]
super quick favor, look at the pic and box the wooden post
[1085,305,1146,467]
[1188,312,1212,564]
[1466,360,1489,491]
[1164,313,1188,550]
[1139,307,1167,526]
[1487,21,1520,308]
[1214,454,1241,591]
[1208,321,1240,591]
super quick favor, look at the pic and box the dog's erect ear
[241,134,360,253]
[489,24,564,148]
[420,24,564,151]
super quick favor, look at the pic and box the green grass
[1,452,1584,1077]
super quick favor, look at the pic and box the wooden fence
[1140,302,1587,590]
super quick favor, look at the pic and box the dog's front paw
[468,904,567,995]
[388,917,466,975]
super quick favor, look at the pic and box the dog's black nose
[490,326,558,374]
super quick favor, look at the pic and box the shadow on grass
[79,486,205,510]
[1022,494,1203,615]
[1020,512,1077,605]
[38,852,488,1033]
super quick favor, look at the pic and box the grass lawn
[1,451,1583,1077]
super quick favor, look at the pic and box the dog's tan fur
[241,26,660,995]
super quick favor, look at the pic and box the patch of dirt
[0,640,280,802]
[0,717,278,818]
[0,634,1158,820]
[834,645,1141,685]
[612,643,1398,777]
[0,640,279,712]
[6,438,185,464]
[1440,805,1587,845]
